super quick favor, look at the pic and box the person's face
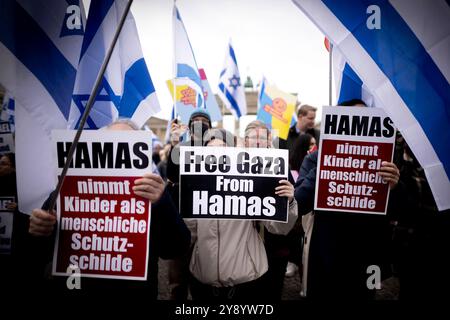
[190,116,210,129]
[245,128,271,148]
[298,111,316,130]
[0,156,11,168]
[309,138,317,151]
[0,155,13,176]
[207,139,226,147]
[190,116,210,140]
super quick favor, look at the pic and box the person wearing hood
[165,109,212,300]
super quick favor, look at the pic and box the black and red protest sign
[52,130,152,280]
[179,146,289,222]
[315,106,396,215]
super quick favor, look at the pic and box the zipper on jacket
[217,220,223,285]
[246,228,259,277]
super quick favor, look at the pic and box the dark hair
[188,109,212,128]
[290,134,313,171]
[297,104,317,117]
[339,99,367,107]
[1,153,15,169]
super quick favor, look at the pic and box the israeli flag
[218,40,247,119]
[332,46,374,107]
[0,0,86,213]
[68,0,160,130]
[293,0,450,210]
[173,5,204,118]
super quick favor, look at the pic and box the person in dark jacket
[0,153,31,290]
[294,101,402,300]
[277,104,320,153]
[165,109,212,300]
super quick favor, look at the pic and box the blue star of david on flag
[228,75,241,90]
[67,0,160,130]
[217,40,247,118]
[72,77,119,129]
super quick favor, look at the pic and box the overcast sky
[88,0,332,121]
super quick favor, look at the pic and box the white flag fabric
[67,0,160,129]
[293,0,450,210]
[331,46,374,107]
[172,5,205,123]
[0,0,86,213]
[217,40,247,119]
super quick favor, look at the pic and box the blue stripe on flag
[338,63,363,104]
[322,0,450,177]
[218,82,242,118]
[118,58,155,118]
[229,45,238,66]
[177,63,202,87]
[175,6,182,21]
[257,92,273,130]
[79,0,114,60]
[258,80,266,104]
[8,98,15,112]
[0,0,77,120]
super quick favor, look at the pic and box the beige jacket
[187,199,298,287]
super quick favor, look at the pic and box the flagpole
[329,43,333,105]
[172,1,178,123]
[45,0,134,212]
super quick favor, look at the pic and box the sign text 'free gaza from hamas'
[180,146,289,222]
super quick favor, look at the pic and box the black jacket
[276,126,320,155]
[294,150,401,299]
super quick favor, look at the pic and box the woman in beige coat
[187,125,298,301]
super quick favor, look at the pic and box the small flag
[217,40,247,118]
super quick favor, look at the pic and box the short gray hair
[104,118,140,130]
[244,120,269,137]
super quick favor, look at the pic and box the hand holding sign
[378,161,400,189]
[275,180,294,203]
[29,209,56,237]
[315,106,397,215]
[133,173,165,203]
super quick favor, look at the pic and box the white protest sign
[0,197,15,254]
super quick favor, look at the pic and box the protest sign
[52,130,152,280]
[0,121,14,155]
[315,106,396,215]
[180,146,289,222]
[0,197,15,254]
